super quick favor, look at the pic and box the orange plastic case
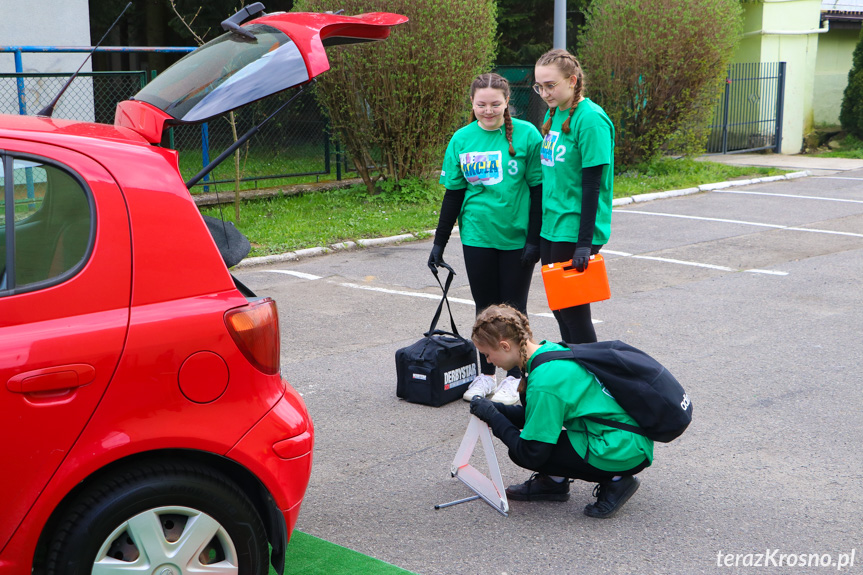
[541,254,611,310]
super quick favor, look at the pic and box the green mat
[271,531,417,575]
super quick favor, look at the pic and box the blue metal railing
[706,62,786,154]
[0,46,194,115]
[1,45,346,190]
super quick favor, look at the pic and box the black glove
[428,244,445,273]
[470,396,498,423]
[520,243,540,267]
[572,246,592,272]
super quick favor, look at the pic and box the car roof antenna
[37,2,133,118]
[221,2,267,40]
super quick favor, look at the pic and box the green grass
[273,531,416,575]
[178,143,347,193]
[813,134,863,159]
[200,158,787,258]
[613,157,784,197]
[202,184,437,256]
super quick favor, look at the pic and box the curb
[233,170,810,269]
[610,170,809,206]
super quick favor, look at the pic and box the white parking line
[337,282,601,323]
[337,282,475,305]
[602,250,789,276]
[814,176,863,181]
[614,209,863,238]
[261,269,323,280]
[714,189,863,203]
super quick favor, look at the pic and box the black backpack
[529,341,692,443]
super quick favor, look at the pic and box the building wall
[0,0,92,117]
[738,0,825,153]
[813,26,860,125]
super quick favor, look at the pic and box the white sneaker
[462,374,497,401]
[490,375,520,405]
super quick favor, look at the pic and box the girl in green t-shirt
[534,49,615,344]
[468,304,652,519]
[429,73,543,406]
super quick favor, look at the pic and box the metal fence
[0,71,146,122]
[706,62,786,154]
[496,65,548,129]
[2,54,792,192]
[168,86,344,192]
[0,67,345,192]
[1,64,543,193]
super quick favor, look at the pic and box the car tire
[44,459,268,575]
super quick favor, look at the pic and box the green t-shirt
[539,98,615,244]
[439,118,543,249]
[522,341,654,472]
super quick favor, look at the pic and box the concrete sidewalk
[698,152,863,175]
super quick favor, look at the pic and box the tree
[293,0,496,194]
[87,0,295,72]
[578,0,742,167]
[840,27,863,139]
[495,0,591,66]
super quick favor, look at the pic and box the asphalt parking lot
[236,162,863,575]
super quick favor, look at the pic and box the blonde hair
[472,304,534,392]
[469,73,516,157]
[536,49,586,136]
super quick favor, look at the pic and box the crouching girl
[469,304,653,518]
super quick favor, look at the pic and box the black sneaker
[583,476,640,518]
[505,473,570,501]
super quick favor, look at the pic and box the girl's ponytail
[504,108,515,156]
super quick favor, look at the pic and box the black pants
[514,429,649,483]
[540,239,602,344]
[498,405,649,483]
[462,245,535,378]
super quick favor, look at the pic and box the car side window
[1,154,93,295]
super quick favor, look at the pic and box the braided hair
[536,49,586,137]
[472,304,535,393]
[469,72,516,157]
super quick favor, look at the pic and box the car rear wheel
[45,460,268,575]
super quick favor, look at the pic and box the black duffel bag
[396,265,477,407]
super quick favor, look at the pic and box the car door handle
[7,364,96,393]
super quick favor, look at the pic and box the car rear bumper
[226,382,314,535]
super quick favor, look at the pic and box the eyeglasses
[532,81,560,95]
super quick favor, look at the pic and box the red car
[0,7,406,574]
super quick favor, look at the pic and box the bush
[578,0,742,168]
[292,0,496,194]
[840,28,863,139]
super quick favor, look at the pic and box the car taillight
[225,298,280,375]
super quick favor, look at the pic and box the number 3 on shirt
[508,159,519,175]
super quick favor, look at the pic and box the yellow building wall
[737,0,825,153]
[813,27,859,126]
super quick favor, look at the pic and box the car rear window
[134,24,309,123]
